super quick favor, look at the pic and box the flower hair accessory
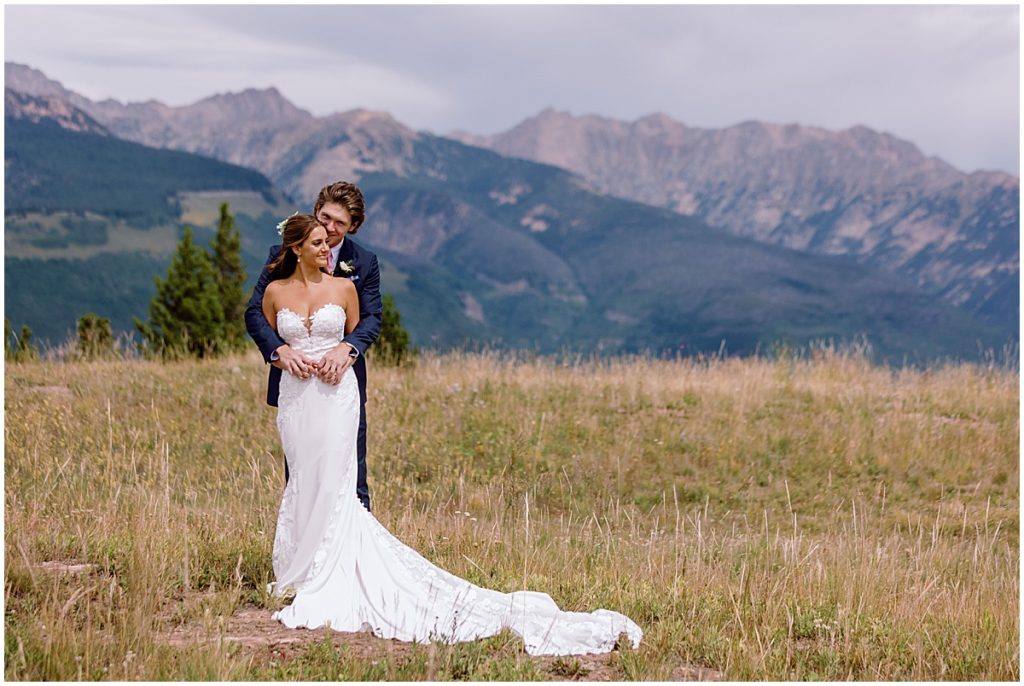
[276,212,299,236]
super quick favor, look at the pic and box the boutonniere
[337,259,355,275]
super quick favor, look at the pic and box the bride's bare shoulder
[265,278,295,300]
[263,278,286,300]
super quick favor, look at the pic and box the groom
[244,181,382,511]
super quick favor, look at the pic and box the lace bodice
[277,303,347,360]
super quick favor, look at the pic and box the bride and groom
[244,182,642,656]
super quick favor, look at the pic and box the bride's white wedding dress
[269,303,642,656]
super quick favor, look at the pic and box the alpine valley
[453,110,1019,336]
[4,62,1016,362]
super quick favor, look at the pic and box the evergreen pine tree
[77,313,114,359]
[210,202,247,349]
[371,293,413,366]
[14,324,38,362]
[134,226,226,358]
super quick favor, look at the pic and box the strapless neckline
[278,303,344,337]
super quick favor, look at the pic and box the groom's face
[316,202,352,248]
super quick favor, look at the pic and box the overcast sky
[4,4,1019,174]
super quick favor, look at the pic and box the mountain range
[452,109,1019,332]
[4,62,1016,361]
[5,88,293,342]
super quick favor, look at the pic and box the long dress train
[269,303,642,656]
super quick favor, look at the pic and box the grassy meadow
[4,347,1019,680]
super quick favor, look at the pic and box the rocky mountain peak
[190,86,313,123]
[511,107,594,133]
[340,107,406,128]
[5,88,110,136]
[5,62,69,98]
[455,107,1017,330]
[4,62,316,132]
[634,111,679,129]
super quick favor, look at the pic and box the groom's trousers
[355,407,370,510]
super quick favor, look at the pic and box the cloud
[4,4,1018,173]
[5,4,453,120]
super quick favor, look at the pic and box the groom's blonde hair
[314,182,366,234]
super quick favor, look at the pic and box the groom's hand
[274,344,316,380]
[316,342,356,385]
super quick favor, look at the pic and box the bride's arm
[261,282,278,331]
[262,283,314,379]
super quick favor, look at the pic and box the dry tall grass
[4,347,1018,679]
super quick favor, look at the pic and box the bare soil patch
[36,561,722,680]
[156,604,724,681]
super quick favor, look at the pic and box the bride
[261,215,642,656]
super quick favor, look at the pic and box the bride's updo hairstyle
[267,214,324,281]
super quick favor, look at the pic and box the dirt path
[36,561,722,680]
[157,604,723,681]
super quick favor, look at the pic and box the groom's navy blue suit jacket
[244,238,383,407]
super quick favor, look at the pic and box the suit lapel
[335,238,355,276]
